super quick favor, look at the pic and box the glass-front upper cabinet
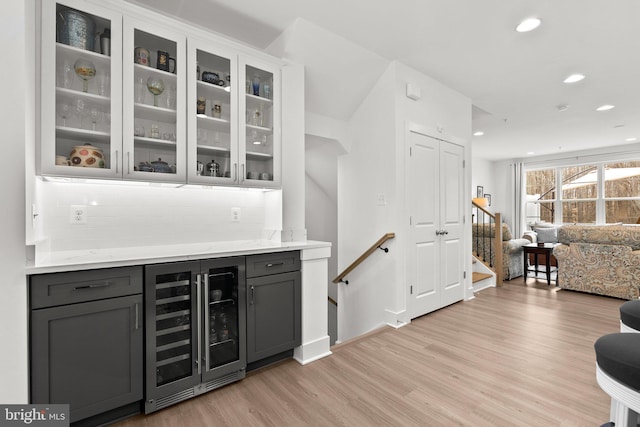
[187,39,237,185]
[239,57,281,188]
[122,19,186,182]
[40,0,123,178]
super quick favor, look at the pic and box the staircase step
[472,272,493,283]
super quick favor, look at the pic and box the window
[604,161,640,223]
[561,165,597,224]
[525,168,556,224]
[524,160,640,225]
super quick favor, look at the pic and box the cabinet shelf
[156,309,190,321]
[246,93,273,105]
[56,126,110,144]
[196,144,230,155]
[157,339,191,352]
[209,338,235,348]
[134,136,177,149]
[246,151,273,161]
[156,295,190,305]
[156,353,190,367]
[135,103,177,123]
[209,298,234,306]
[56,42,110,66]
[155,280,190,290]
[134,63,177,80]
[197,80,231,97]
[197,115,230,132]
[56,87,110,107]
[246,124,272,133]
[156,324,190,337]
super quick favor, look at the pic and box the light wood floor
[116,280,622,427]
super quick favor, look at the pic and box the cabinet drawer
[246,251,300,278]
[30,266,143,309]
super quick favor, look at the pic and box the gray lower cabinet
[246,251,301,363]
[30,267,143,424]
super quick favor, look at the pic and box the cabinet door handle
[73,281,111,290]
[203,272,210,373]
[115,150,119,174]
[250,285,255,305]
[134,302,139,330]
[127,152,131,175]
[266,262,284,268]
[233,163,237,182]
[196,273,202,375]
[241,164,245,182]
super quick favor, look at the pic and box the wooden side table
[523,243,559,286]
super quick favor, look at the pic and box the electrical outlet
[231,207,241,222]
[70,205,87,224]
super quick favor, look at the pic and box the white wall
[337,61,471,342]
[1,0,29,403]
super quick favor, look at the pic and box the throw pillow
[535,227,558,243]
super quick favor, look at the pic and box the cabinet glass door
[187,40,238,184]
[239,57,281,187]
[205,265,240,370]
[41,0,122,178]
[123,19,186,182]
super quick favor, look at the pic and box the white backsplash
[35,180,281,252]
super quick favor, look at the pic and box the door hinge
[410,285,413,295]
[463,271,467,279]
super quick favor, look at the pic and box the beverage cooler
[144,257,246,413]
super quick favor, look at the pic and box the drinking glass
[252,76,260,96]
[74,59,96,93]
[59,60,74,89]
[135,76,146,103]
[96,73,110,97]
[75,99,86,129]
[263,82,271,100]
[89,107,100,131]
[147,76,165,107]
[59,103,71,127]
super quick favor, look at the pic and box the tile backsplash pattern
[37,181,274,252]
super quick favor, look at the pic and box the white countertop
[27,240,331,274]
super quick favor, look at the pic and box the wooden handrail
[332,233,395,284]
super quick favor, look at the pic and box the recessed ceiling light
[596,104,615,111]
[516,18,541,33]
[563,74,585,84]
[626,137,637,142]
[473,131,484,136]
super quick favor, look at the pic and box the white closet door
[407,126,464,319]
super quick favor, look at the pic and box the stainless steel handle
[196,273,202,375]
[250,285,255,305]
[266,262,285,268]
[203,272,210,373]
[241,164,245,182]
[233,163,237,182]
[73,281,111,290]
[134,302,139,330]
[127,152,131,175]
[115,150,119,174]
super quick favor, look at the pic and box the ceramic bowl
[69,144,105,168]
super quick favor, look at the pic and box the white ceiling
[127,0,640,160]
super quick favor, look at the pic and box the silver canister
[57,7,96,51]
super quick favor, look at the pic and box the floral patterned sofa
[472,223,531,280]
[553,225,640,300]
